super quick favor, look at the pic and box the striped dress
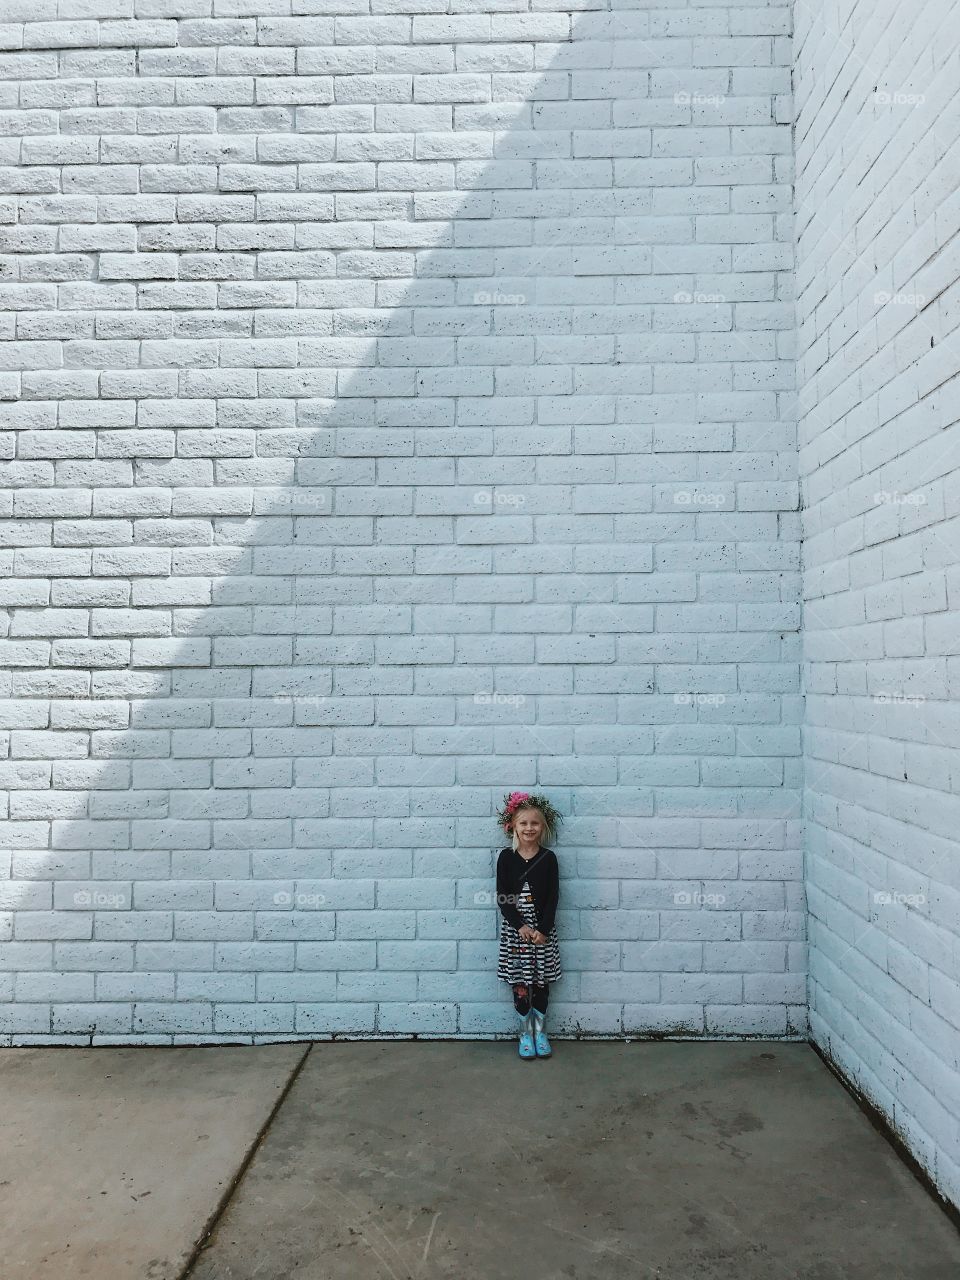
[497,880,562,986]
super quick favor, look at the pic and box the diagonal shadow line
[1,6,803,1041]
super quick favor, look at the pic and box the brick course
[796,0,960,1211]
[1,2,800,1046]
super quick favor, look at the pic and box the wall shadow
[1,3,801,1042]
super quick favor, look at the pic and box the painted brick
[796,0,960,1210]
[1,1,800,1057]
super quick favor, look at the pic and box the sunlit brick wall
[0,0,799,1043]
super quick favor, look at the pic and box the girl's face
[513,808,545,845]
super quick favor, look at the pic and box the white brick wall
[796,0,960,1210]
[1,1,801,1044]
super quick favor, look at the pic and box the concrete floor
[0,1044,306,1280]
[2,1043,958,1280]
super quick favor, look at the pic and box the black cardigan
[495,846,559,934]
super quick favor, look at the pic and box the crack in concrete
[178,1044,313,1280]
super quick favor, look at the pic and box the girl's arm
[538,853,559,934]
[495,849,525,929]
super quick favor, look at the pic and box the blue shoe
[516,1009,536,1059]
[531,1009,551,1057]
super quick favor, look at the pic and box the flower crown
[496,791,564,842]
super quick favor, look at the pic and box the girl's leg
[512,982,531,1014]
[530,983,551,1056]
[513,983,536,1059]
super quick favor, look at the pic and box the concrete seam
[177,1043,314,1280]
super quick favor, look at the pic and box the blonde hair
[510,805,548,850]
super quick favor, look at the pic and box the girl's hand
[517,924,537,942]
[530,930,547,945]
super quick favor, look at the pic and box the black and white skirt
[497,883,562,985]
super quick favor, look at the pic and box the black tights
[513,982,548,1015]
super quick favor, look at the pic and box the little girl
[494,791,562,1059]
